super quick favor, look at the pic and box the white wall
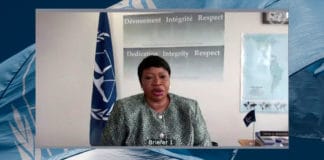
[36,11,288,147]
[36,12,98,147]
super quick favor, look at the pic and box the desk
[238,139,261,146]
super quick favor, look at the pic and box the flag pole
[248,122,256,146]
[252,122,255,146]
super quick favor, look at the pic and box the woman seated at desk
[101,55,211,146]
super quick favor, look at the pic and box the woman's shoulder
[112,94,145,115]
[169,93,198,107]
[117,93,144,105]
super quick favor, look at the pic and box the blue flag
[243,110,256,127]
[90,12,117,145]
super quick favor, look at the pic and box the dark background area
[0,0,120,63]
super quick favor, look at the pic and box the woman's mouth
[152,89,164,96]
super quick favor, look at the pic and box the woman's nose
[153,78,161,85]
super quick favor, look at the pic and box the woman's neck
[146,96,170,113]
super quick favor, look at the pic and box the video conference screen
[36,9,288,148]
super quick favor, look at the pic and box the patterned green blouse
[101,93,212,146]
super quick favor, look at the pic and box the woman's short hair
[137,55,171,82]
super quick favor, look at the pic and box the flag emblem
[90,12,117,145]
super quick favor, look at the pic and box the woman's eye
[144,76,152,80]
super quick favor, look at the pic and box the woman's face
[140,67,170,102]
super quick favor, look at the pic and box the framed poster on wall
[241,34,288,113]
